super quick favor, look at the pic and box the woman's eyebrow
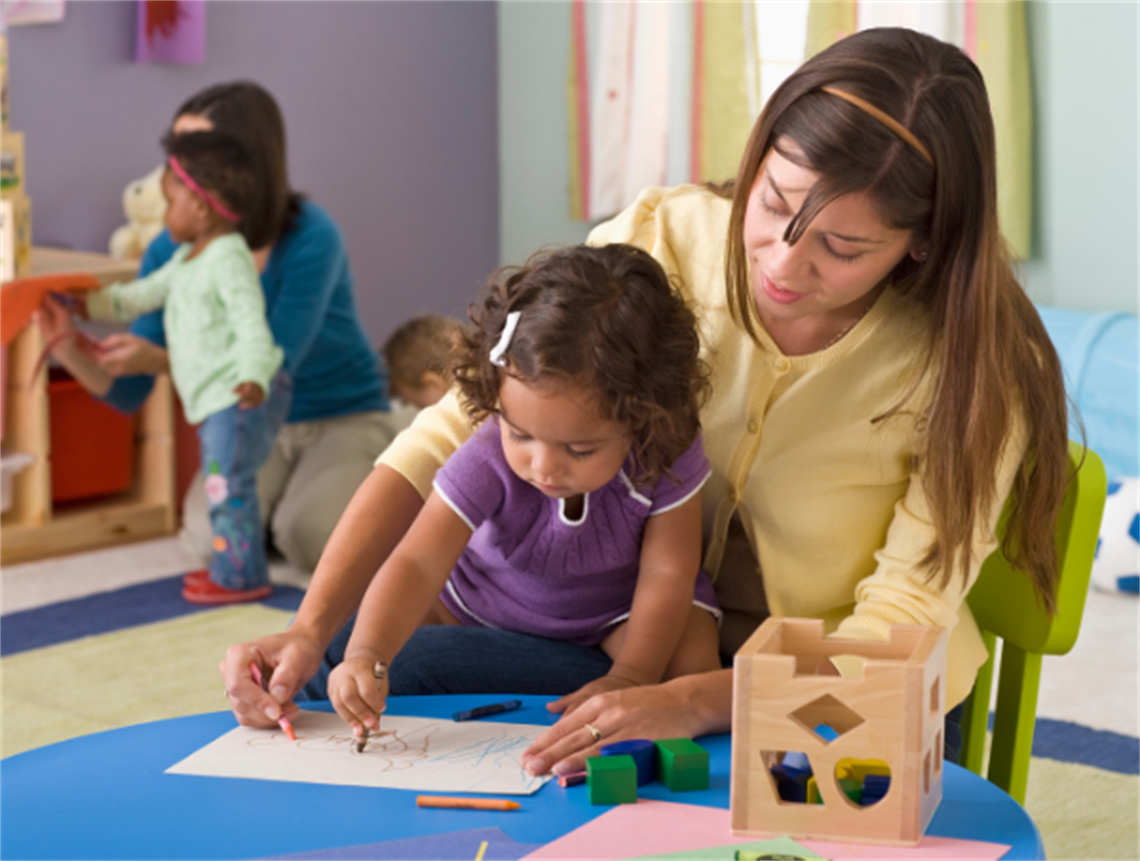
[826,230,885,245]
[766,169,805,205]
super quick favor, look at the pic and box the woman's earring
[918,252,928,262]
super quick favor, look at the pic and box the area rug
[1,574,304,758]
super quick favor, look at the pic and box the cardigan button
[747,419,759,434]
[773,357,791,372]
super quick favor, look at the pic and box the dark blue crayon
[452,699,523,721]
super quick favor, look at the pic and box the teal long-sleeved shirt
[88,233,284,424]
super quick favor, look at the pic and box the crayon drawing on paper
[166,711,550,795]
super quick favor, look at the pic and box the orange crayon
[416,795,520,811]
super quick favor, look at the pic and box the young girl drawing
[65,129,291,604]
[328,244,722,738]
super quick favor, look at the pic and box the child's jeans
[198,370,293,589]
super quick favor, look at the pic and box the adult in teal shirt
[42,82,393,574]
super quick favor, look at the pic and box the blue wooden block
[600,738,657,786]
[861,773,891,805]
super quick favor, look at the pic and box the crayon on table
[248,662,296,741]
[416,795,521,811]
[452,700,522,721]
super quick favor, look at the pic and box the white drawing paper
[166,711,551,795]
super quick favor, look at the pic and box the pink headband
[167,156,241,223]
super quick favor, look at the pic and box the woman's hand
[220,631,324,729]
[328,654,389,740]
[547,672,640,719]
[95,333,170,377]
[521,670,732,778]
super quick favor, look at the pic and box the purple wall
[6,0,499,345]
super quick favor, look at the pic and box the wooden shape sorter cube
[730,618,948,846]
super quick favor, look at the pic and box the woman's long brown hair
[724,28,1070,611]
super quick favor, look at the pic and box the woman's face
[742,140,918,330]
[172,113,214,135]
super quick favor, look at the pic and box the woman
[220,28,1069,774]
[40,82,394,601]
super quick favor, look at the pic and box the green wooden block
[655,738,709,792]
[587,754,637,805]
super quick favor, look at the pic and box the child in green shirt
[80,130,291,604]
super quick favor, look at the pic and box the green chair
[959,441,1107,804]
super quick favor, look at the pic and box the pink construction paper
[522,800,1010,861]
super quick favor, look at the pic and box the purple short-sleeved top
[432,418,720,646]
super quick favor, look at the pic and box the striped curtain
[568,0,754,222]
[568,0,1033,259]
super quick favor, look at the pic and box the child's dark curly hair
[452,244,710,486]
[161,129,256,224]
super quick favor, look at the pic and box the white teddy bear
[108,165,167,259]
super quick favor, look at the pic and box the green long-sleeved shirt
[88,233,283,424]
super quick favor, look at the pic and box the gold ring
[585,723,603,743]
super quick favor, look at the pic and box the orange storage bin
[48,371,136,502]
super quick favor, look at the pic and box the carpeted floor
[1,539,1137,860]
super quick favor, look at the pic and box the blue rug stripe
[0,575,305,657]
[1032,717,1140,775]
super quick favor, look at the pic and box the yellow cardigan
[379,185,1023,708]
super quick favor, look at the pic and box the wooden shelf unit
[1,247,176,564]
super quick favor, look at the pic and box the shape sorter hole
[930,677,940,714]
[789,694,866,743]
[934,731,942,775]
[834,757,891,809]
[763,750,821,805]
[924,750,931,795]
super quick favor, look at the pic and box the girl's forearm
[609,587,692,685]
[289,465,424,652]
[343,493,473,667]
[51,340,113,396]
[344,552,446,666]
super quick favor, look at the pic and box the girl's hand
[521,673,726,778]
[234,381,265,409]
[95,333,171,377]
[546,672,640,718]
[34,294,77,347]
[328,655,389,741]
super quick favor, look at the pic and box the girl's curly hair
[452,244,710,486]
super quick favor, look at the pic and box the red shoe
[182,569,210,587]
[182,577,272,605]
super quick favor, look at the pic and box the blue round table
[0,695,1042,859]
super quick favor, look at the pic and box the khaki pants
[180,409,413,573]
